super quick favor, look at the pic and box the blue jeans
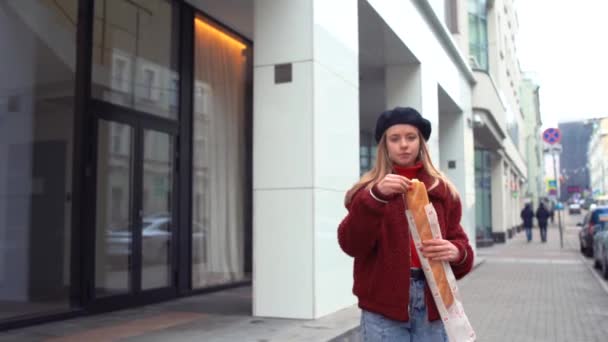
[360,277,448,341]
[525,226,532,241]
[539,224,547,242]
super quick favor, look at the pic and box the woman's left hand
[420,239,461,262]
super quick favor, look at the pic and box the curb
[577,253,608,296]
[472,257,486,270]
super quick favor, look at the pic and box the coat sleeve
[337,185,388,258]
[445,194,475,279]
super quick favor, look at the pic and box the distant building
[558,121,594,201]
[520,77,544,207]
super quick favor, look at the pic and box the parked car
[106,214,207,264]
[592,222,608,279]
[578,206,608,257]
[568,202,581,215]
[581,197,596,210]
[597,195,608,207]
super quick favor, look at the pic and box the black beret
[374,107,431,143]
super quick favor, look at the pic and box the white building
[520,76,544,207]
[1,0,536,329]
[463,0,528,245]
[588,118,608,197]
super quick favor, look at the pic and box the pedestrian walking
[521,202,535,242]
[536,202,551,243]
[337,107,474,341]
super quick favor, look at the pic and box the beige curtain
[192,17,247,288]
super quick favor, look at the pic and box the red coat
[337,170,474,322]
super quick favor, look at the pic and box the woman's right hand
[376,174,412,197]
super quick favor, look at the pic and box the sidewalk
[2,218,608,341]
[0,284,360,342]
[335,217,608,341]
[458,221,608,342]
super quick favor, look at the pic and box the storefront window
[192,16,250,289]
[475,149,492,241]
[360,132,376,176]
[0,0,77,320]
[91,0,179,119]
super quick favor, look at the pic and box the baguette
[406,179,454,308]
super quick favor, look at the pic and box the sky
[515,0,608,129]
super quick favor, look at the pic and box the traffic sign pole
[551,147,563,249]
[543,127,563,248]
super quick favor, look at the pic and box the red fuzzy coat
[337,170,474,322]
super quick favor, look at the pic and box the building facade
[464,0,528,245]
[588,117,608,197]
[1,0,540,330]
[558,121,593,201]
[520,76,544,207]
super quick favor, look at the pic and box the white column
[438,108,476,250]
[385,64,439,166]
[253,0,359,319]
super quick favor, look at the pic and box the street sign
[542,128,562,145]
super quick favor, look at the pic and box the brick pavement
[333,215,608,342]
[458,220,608,342]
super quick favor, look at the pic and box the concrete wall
[253,0,359,319]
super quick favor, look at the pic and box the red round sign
[542,128,561,145]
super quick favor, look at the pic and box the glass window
[92,0,179,119]
[0,0,77,320]
[95,121,133,297]
[475,149,492,240]
[141,130,173,290]
[468,0,488,70]
[192,16,250,289]
[359,131,377,176]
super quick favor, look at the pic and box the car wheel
[580,242,585,253]
[594,258,601,269]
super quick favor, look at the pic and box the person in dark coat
[536,202,551,243]
[520,203,535,242]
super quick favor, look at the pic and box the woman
[338,107,474,341]
[521,203,535,242]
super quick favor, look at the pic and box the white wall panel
[313,63,359,191]
[253,189,314,318]
[253,62,314,190]
[313,189,355,317]
[254,0,312,66]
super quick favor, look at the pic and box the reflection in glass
[0,0,77,320]
[95,120,133,296]
[141,130,173,290]
[92,0,178,119]
[192,17,249,289]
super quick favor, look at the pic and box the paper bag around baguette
[405,179,454,308]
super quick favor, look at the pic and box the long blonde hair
[345,130,458,204]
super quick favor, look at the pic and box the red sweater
[338,169,474,322]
